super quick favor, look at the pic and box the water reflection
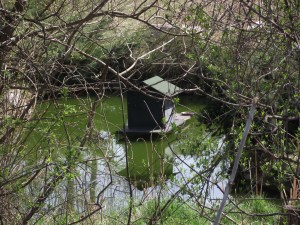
[75,131,228,212]
[34,96,228,217]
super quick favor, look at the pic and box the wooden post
[214,98,258,225]
[283,177,300,224]
[255,149,258,195]
[293,176,297,200]
[285,205,300,225]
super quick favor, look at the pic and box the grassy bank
[36,196,282,224]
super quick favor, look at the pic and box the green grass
[222,196,282,224]
[33,195,283,224]
[130,199,208,225]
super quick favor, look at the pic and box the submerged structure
[119,76,191,137]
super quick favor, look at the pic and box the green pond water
[29,95,205,175]
[25,94,225,210]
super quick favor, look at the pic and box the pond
[26,94,228,215]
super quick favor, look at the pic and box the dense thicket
[0,0,299,224]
